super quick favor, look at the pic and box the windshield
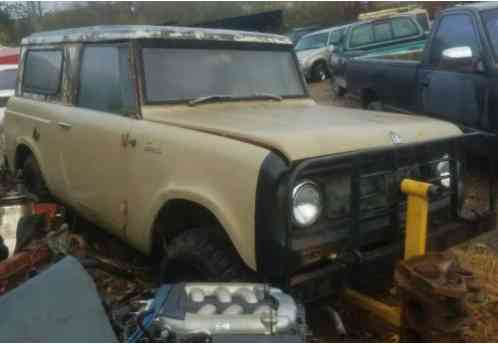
[142,48,305,103]
[482,9,498,63]
[0,69,16,91]
[295,32,329,51]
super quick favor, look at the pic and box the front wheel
[23,155,51,201]
[159,226,254,283]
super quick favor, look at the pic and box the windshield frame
[137,39,309,106]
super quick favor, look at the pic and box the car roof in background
[22,25,292,46]
[301,24,350,39]
[444,2,498,13]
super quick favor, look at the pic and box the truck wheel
[311,62,329,82]
[23,155,51,200]
[160,227,253,283]
[367,101,384,111]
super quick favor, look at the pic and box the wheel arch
[15,143,33,171]
[14,139,47,177]
[148,196,253,271]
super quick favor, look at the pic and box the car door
[418,12,489,130]
[58,43,138,238]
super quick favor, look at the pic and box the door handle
[57,122,72,129]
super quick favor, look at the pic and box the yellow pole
[401,179,437,260]
[342,179,437,329]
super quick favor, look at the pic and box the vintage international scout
[3,26,493,300]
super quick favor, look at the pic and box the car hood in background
[296,48,325,62]
[142,100,462,162]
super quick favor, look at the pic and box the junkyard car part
[395,252,477,340]
[0,256,117,342]
[124,282,307,342]
[0,240,50,295]
[0,186,36,256]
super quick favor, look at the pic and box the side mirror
[441,46,476,70]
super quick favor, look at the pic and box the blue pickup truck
[345,2,498,140]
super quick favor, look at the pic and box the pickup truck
[328,11,427,97]
[345,2,498,138]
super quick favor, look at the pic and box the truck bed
[345,55,420,112]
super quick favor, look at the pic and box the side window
[392,18,419,38]
[373,22,393,43]
[350,24,374,47]
[329,29,344,45]
[78,45,136,115]
[430,14,479,67]
[416,13,430,31]
[23,50,63,96]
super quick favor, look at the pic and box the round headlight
[436,158,451,188]
[292,180,323,227]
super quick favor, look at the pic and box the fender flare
[143,188,255,270]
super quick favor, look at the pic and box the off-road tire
[23,155,51,201]
[160,227,253,283]
[310,62,329,82]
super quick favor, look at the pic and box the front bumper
[289,211,495,302]
[255,131,495,302]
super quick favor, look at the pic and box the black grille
[288,138,462,258]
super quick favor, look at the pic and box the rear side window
[416,13,430,31]
[329,29,344,45]
[78,45,136,115]
[392,18,419,38]
[23,50,62,95]
[350,24,374,47]
[373,22,393,42]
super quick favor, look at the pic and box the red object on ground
[0,244,51,295]
[0,47,19,64]
[33,203,59,219]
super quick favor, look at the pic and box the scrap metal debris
[395,252,479,340]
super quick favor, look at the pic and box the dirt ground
[1,80,497,341]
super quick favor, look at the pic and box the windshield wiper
[253,92,283,101]
[188,94,236,106]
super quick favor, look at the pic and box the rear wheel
[310,62,329,82]
[159,226,253,283]
[23,155,51,200]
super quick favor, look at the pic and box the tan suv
[4,26,492,300]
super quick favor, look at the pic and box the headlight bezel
[291,179,324,228]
